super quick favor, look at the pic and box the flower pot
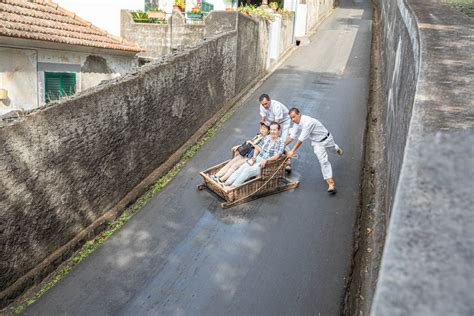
[186,12,203,19]
[148,11,166,18]
[133,18,151,23]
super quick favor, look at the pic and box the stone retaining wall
[370,0,473,314]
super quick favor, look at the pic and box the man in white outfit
[258,94,291,142]
[285,107,343,193]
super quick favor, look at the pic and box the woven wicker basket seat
[198,156,299,208]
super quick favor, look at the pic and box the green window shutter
[45,72,76,103]
[45,73,61,103]
[60,73,76,96]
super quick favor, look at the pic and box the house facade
[0,0,142,115]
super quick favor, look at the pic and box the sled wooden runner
[198,156,299,208]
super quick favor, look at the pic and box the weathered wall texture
[172,20,206,50]
[378,0,419,221]
[0,12,269,306]
[204,11,239,37]
[370,0,474,315]
[120,10,171,57]
[0,47,37,114]
[235,13,268,93]
[120,10,205,58]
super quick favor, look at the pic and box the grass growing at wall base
[10,107,237,315]
[446,0,474,17]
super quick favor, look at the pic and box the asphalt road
[26,1,372,314]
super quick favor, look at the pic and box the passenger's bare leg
[220,156,247,181]
[216,155,242,177]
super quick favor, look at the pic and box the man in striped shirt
[225,122,285,188]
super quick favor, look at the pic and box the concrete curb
[343,5,386,315]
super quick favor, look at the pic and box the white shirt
[259,100,290,124]
[289,115,329,143]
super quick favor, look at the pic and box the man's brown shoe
[326,178,336,194]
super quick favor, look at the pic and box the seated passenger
[211,122,270,182]
[224,122,285,188]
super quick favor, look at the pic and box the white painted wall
[185,0,198,12]
[159,0,174,15]
[295,4,307,37]
[268,14,282,60]
[0,47,38,114]
[54,0,144,36]
[306,0,319,32]
[284,0,297,11]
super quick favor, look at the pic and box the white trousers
[225,157,263,187]
[312,134,341,180]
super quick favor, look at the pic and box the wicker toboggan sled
[198,154,299,208]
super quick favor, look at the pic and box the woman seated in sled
[224,121,285,188]
[210,122,270,183]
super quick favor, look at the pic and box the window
[44,72,76,103]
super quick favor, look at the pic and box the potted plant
[187,6,203,19]
[173,0,185,12]
[144,0,159,11]
[131,10,150,23]
[238,5,253,16]
[269,2,279,10]
[147,6,166,18]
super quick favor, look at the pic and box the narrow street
[27,0,372,314]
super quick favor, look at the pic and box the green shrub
[238,5,275,22]
[131,10,168,24]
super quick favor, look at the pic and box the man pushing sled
[284,107,343,194]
